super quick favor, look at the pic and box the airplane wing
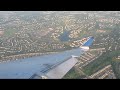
[0,36,94,79]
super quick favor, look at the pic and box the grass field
[82,50,120,76]
[63,67,85,79]
[4,29,18,37]
[111,58,120,79]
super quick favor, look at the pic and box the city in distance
[0,11,119,79]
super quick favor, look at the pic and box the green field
[82,50,120,76]
[63,67,86,79]
[111,58,120,79]
[4,29,18,37]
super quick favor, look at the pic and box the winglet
[80,36,94,50]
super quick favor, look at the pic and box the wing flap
[44,57,78,79]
